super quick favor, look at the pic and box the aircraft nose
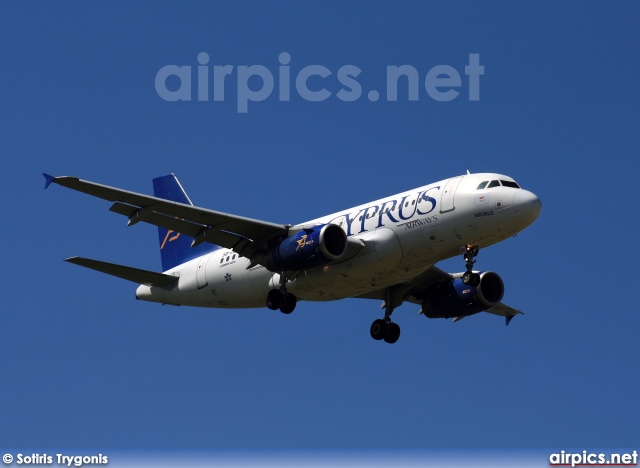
[513,190,542,226]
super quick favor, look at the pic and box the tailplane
[153,174,219,271]
[65,257,178,287]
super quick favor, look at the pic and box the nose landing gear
[369,285,403,344]
[461,245,481,286]
[370,319,401,344]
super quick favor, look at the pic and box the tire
[279,293,297,314]
[462,271,472,285]
[370,319,388,340]
[384,322,400,344]
[266,289,284,310]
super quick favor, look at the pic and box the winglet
[43,173,56,189]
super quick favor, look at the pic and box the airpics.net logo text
[154,52,484,113]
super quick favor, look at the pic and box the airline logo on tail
[160,229,180,249]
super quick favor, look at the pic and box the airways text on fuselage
[327,185,441,236]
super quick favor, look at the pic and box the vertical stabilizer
[153,174,219,271]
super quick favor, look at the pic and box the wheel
[279,293,297,314]
[370,319,388,340]
[470,273,481,287]
[462,271,473,285]
[384,322,400,344]
[266,289,284,310]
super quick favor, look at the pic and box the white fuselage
[135,173,540,308]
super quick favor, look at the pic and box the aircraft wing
[483,302,523,324]
[355,265,523,324]
[354,265,449,304]
[44,174,288,259]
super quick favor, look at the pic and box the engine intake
[264,223,348,271]
[421,271,504,319]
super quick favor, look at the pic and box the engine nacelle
[263,223,348,271]
[421,271,504,319]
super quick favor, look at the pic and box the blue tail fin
[153,174,219,271]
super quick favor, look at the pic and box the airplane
[43,171,541,343]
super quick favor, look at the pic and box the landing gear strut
[461,245,481,286]
[370,286,403,344]
[266,272,297,314]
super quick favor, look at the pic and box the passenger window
[487,180,501,188]
[477,181,488,190]
[501,180,521,189]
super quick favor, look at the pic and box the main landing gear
[266,273,297,314]
[370,285,403,344]
[461,245,481,286]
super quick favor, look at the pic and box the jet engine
[421,271,504,319]
[263,223,348,271]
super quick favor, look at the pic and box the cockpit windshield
[476,179,521,190]
[500,180,521,188]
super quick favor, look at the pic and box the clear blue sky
[1,1,639,450]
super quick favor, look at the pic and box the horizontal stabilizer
[65,257,179,287]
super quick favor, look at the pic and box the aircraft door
[196,253,210,289]
[440,176,464,213]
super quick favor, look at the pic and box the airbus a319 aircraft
[44,171,541,343]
